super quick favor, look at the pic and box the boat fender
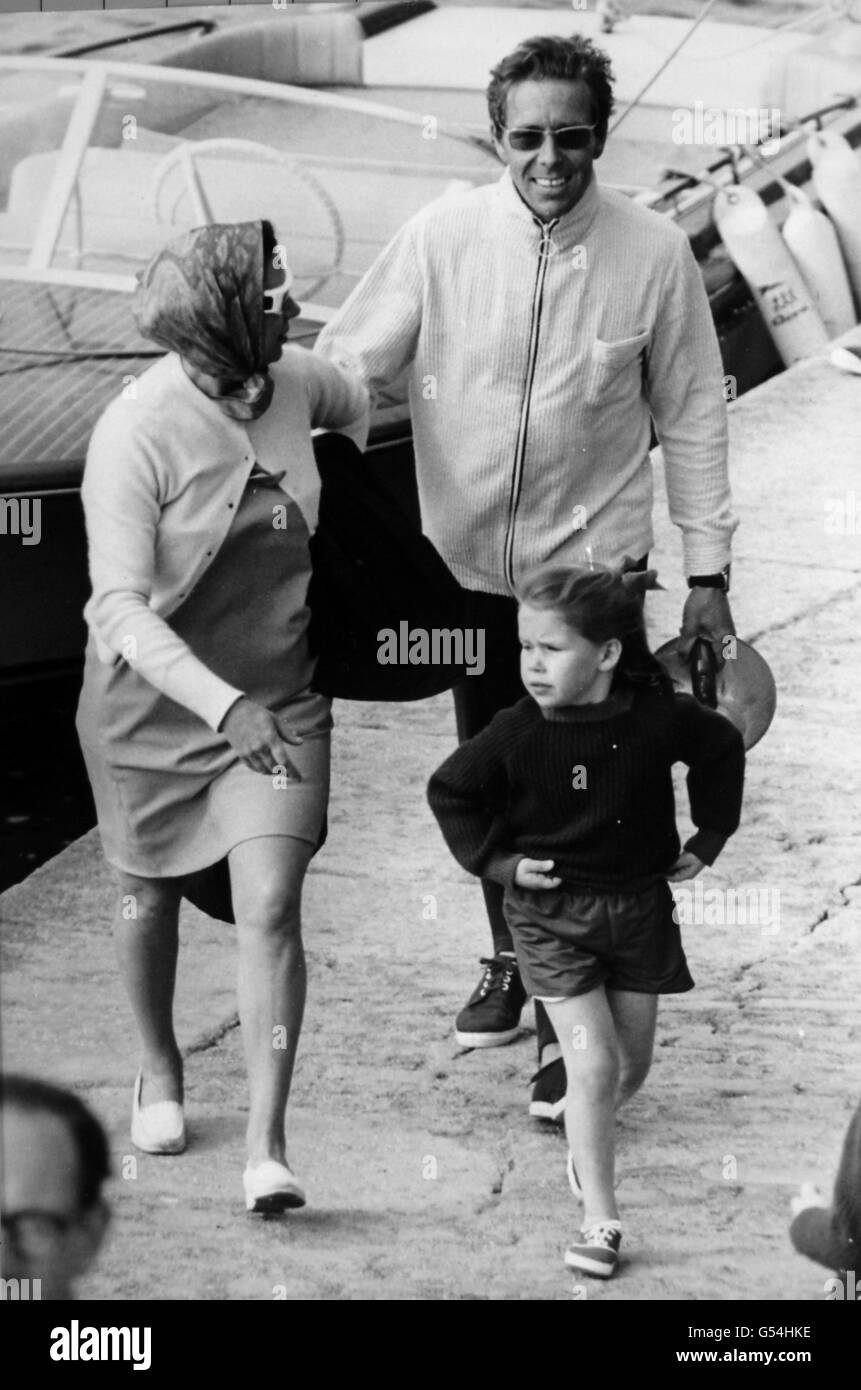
[809,130,861,313]
[714,185,830,367]
[780,182,857,340]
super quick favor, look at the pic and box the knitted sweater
[316,168,735,593]
[790,1097,861,1274]
[427,686,745,891]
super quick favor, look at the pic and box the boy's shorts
[503,879,694,999]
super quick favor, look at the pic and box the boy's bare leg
[544,988,620,1227]
[607,989,659,1105]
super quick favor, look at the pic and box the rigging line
[618,0,840,62]
[607,0,720,136]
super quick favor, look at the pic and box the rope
[607,0,720,135]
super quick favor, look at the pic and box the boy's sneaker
[564,1223,622,1279]
[455,954,526,1047]
[528,1057,566,1121]
[566,1150,582,1200]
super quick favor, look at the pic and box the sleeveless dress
[76,465,331,878]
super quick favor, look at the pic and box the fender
[714,184,829,367]
[809,129,861,313]
[780,182,856,341]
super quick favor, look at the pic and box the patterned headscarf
[133,221,275,420]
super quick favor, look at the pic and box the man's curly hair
[487,34,615,143]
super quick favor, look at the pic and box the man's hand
[790,1182,827,1219]
[679,588,736,668]
[666,851,705,883]
[220,697,303,778]
[514,858,562,890]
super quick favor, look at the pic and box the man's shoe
[564,1223,622,1279]
[243,1160,306,1213]
[455,954,526,1048]
[130,1071,186,1155]
[528,1057,566,1121]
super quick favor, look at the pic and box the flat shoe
[243,1159,306,1213]
[130,1071,186,1155]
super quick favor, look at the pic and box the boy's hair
[516,563,672,693]
[486,35,615,142]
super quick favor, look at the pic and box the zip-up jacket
[316,169,735,593]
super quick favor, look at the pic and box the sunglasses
[504,124,597,152]
[262,273,295,316]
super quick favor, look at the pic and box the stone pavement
[1,329,860,1301]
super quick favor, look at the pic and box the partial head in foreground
[516,563,668,710]
[0,1074,111,1299]
[487,34,614,220]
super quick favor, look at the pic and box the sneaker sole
[528,1097,566,1121]
[246,1190,306,1214]
[455,1026,521,1048]
[564,1250,618,1279]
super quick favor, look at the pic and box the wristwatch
[687,565,731,593]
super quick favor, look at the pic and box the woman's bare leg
[228,834,314,1166]
[114,873,184,1105]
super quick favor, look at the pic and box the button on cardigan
[81,348,369,732]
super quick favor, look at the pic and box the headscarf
[133,221,275,420]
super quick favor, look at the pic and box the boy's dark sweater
[790,1097,861,1274]
[427,685,745,891]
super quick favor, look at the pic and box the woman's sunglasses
[263,275,295,316]
[504,124,597,152]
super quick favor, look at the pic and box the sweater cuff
[684,829,728,866]
[482,853,523,888]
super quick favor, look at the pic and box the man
[1,1075,111,1299]
[316,34,736,1118]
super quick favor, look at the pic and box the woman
[76,220,368,1212]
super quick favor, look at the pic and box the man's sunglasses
[503,124,597,152]
[263,274,295,316]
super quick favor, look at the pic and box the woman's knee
[116,873,180,920]
[235,879,304,937]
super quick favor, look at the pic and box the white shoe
[130,1071,186,1155]
[243,1159,306,1213]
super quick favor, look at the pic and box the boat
[1,1,860,688]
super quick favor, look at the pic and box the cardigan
[426,686,745,891]
[81,347,368,732]
[790,1096,861,1274]
[316,168,735,594]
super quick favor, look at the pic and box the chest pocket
[586,329,650,405]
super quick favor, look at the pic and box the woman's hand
[790,1182,826,1219]
[514,858,562,890]
[220,697,303,779]
[665,851,705,882]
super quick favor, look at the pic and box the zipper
[503,217,557,592]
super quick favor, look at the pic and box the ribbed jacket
[426,686,745,891]
[316,169,735,593]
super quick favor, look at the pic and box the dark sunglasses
[504,124,597,152]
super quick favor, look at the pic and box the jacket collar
[495,166,602,249]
